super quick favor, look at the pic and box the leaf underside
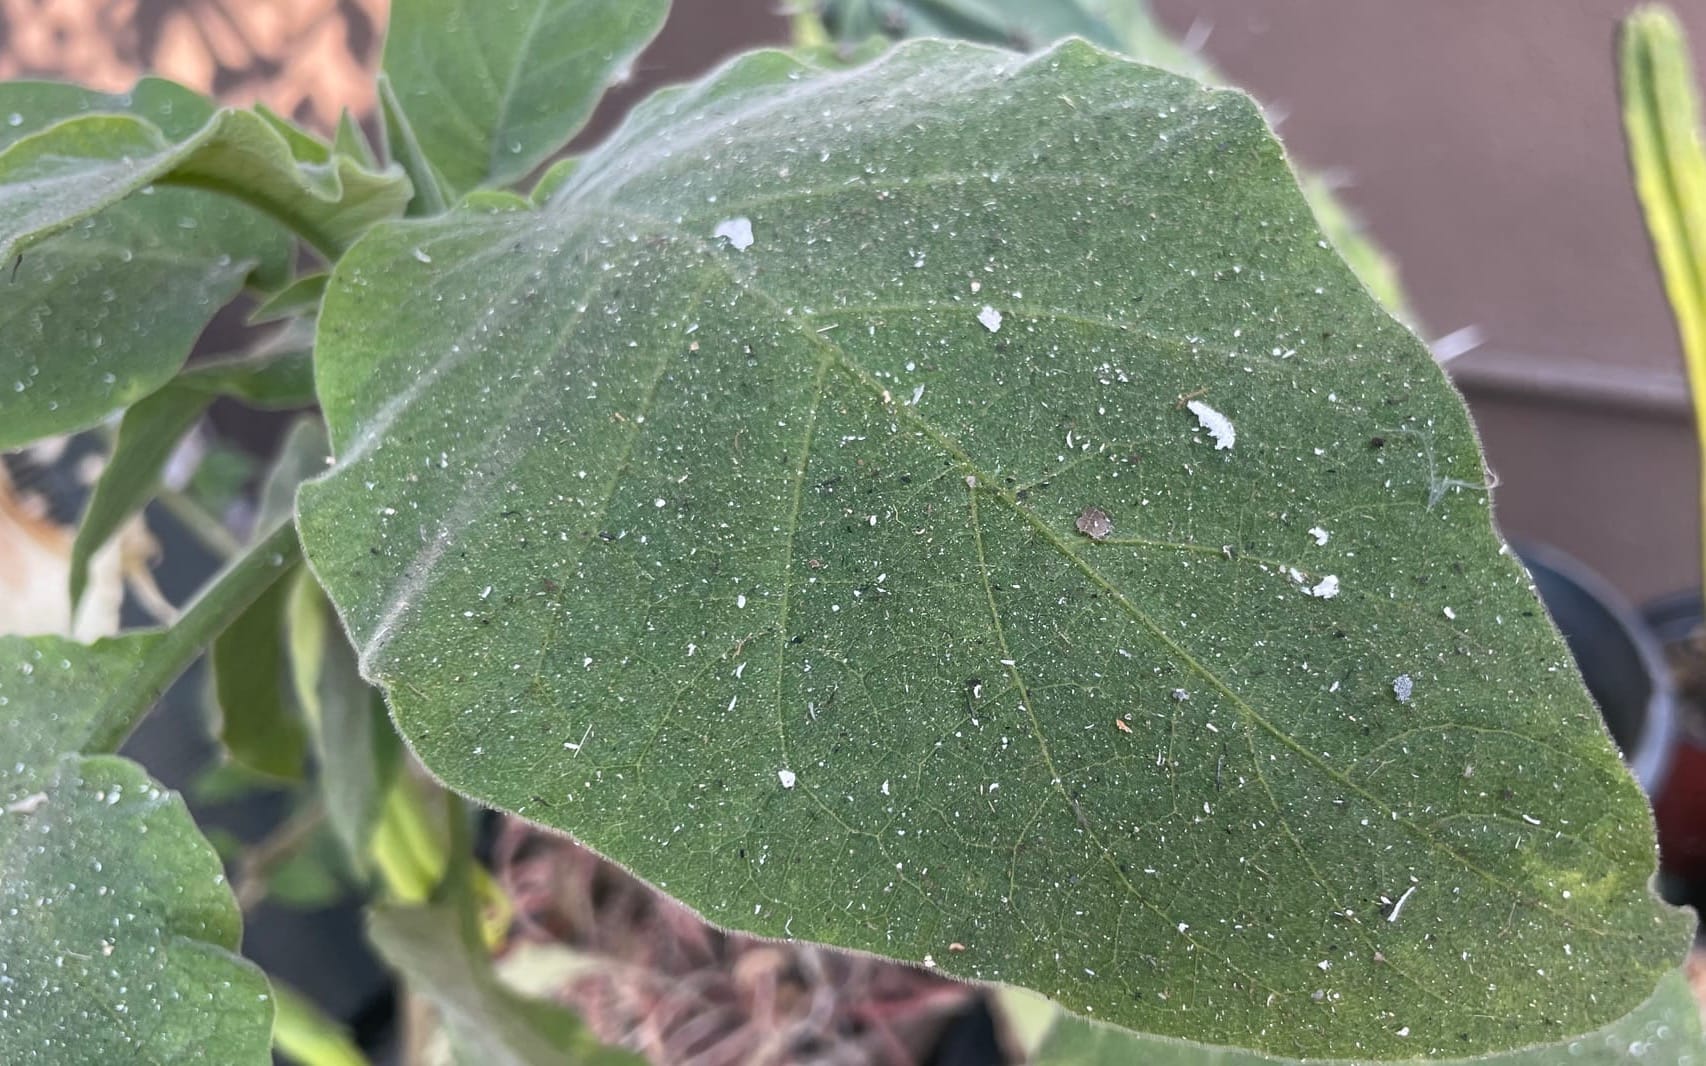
[299,40,1685,1057]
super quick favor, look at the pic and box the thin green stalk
[85,518,300,753]
[156,486,243,560]
[1621,6,1706,597]
[271,983,370,1066]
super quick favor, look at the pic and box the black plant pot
[1515,543,1678,797]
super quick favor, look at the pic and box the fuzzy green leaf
[68,383,210,607]
[1023,966,1706,1063]
[0,81,292,449]
[0,636,272,1064]
[381,0,669,194]
[298,41,1686,1056]
[0,101,409,263]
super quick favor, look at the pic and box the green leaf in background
[68,384,210,608]
[249,273,330,325]
[299,41,1687,1056]
[0,81,292,450]
[368,900,641,1066]
[1621,5,1706,600]
[823,0,1121,50]
[377,75,451,217]
[0,99,410,263]
[1016,966,1706,1063]
[287,568,401,876]
[212,576,308,780]
[208,419,336,780]
[178,320,319,411]
[0,635,272,1064]
[381,0,669,195]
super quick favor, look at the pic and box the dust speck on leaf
[4,791,48,814]
[714,217,755,251]
[1185,400,1236,450]
[1075,505,1113,541]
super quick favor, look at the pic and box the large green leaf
[1020,966,1706,1063]
[0,635,272,1063]
[298,41,1685,1057]
[381,0,669,195]
[0,81,291,449]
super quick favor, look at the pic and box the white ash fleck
[1075,506,1113,541]
[411,247,432,263]
[1443,606,1456,620]
[1307,575,1340,599]
[778,769,797,789]
[713,217,754,251]
[5,792,47,814]
[1186,400,1236,450]
[1308,526,1330,546]
[977,305,1003,333]
[1393,674,1414,703]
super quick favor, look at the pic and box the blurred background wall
[5,0,1705,604]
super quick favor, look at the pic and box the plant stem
[85,518,301,753]
[235,798,327,913]
[156,486,243,560]
[271,982,371,1066]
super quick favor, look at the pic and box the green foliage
[381,0,669,195]
[0,1,1696,1062]
[0,635,274,1064]
[297,37,1685,1057]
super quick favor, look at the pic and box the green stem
[235,798,327,913]
[156,487,243,560]
[85,518,301,753]
[271,983,370,1066]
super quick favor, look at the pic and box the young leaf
[824,0,1121,50]
[287,570,401,874]
[212,576,309,780]
[0,80,291,449]
[0,105,410,263]
[0,636,273,1064]
[249,273,330,325]
[178,322,318,411]
[1621,5,1706,601]
[68,384,211,608]
[381,0,669,194]
[298,41,1687,1056]
[209,420,334,779]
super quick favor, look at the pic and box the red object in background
[1655,730,1706,888]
